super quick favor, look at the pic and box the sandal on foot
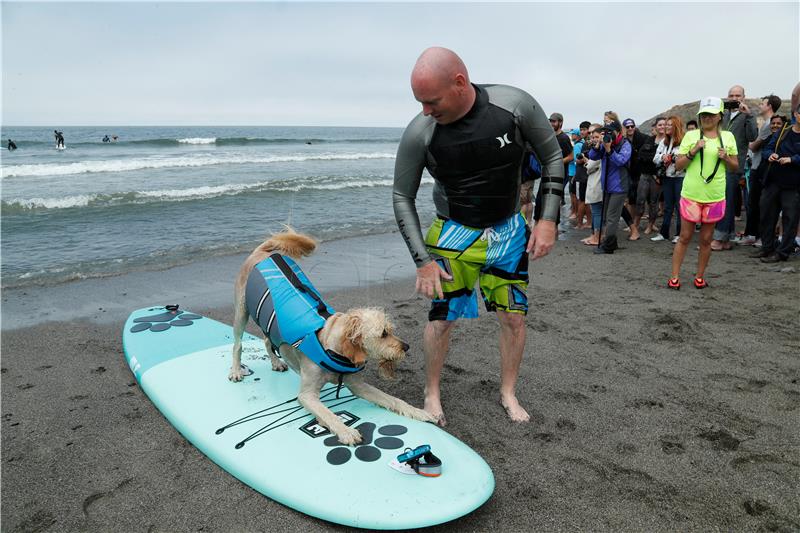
[667,278,681,290]
[693,277,709,289]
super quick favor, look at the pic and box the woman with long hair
[651,116,686,242]
[668,98,738,289]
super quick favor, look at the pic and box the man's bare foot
[424,394,447,427]
[500,395,530,423]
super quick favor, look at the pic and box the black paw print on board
[325,423,408,465]
[130,308,202,333]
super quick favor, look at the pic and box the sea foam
[0,152,397,179]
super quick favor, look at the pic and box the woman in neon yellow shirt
[668,97,739,289]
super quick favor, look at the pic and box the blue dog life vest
[245,254,364,374]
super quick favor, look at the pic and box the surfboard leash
[215,385,356,449]
[231,396,358,449]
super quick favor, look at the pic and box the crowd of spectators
[525,81,800,285]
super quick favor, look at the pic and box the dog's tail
[257,227,317,260]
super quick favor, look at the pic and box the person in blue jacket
[753,104,800,262]
[587,120,632,254]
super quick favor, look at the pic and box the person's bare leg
[521,201,533,225]
[423,319,455,426]
[671,216,695,279]
[496,310,529,423]
[696,222,715,279]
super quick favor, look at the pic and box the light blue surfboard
[122,306,494,529]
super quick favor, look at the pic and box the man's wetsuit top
[393,84,565,267]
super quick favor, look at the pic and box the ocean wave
[0,220,408,289]
[177,137,217,144]
[1,176,434,213]
[1,136,399,148]
[0,152,397,178]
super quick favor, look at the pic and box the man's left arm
[515,93,564,260]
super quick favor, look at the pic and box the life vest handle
[270,254,332,319]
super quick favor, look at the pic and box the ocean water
[0,126,435,288]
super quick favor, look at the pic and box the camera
[603,133,613,143]
[723,99,741,110]
[576,153,585,160]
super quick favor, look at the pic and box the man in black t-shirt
[549,112,574,183]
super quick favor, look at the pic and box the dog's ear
[340,315,367,366]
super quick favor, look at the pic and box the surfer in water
[393,47,564,425]
[7,139,17,151]
[54,130,65,149]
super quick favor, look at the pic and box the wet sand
[2,228,799,531]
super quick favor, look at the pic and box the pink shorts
[679,197,726,224]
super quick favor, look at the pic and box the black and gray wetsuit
[393,84,565,267]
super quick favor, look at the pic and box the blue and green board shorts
[424,213,530,321]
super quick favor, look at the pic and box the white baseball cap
[698,96,723,115]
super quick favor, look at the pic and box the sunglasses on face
[625,125,635,129]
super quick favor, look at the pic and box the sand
[2,228,799,532]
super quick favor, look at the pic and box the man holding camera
[588,120,632,254]
[711,85,758,250]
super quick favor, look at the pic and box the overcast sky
[2,1,798,128]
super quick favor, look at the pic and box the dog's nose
[401,341,410,352]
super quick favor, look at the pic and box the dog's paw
[271,359,288,372]
[403,406,439,424]
[228,364,252,382]
[335,426,363,447]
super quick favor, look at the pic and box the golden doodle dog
[229,229,435,445]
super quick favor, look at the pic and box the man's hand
[778,156,792,165]
[739,102,750,114]
[527,220,556,260]
[769,153,780,162]
[415,260,453,300]
[603,141,612,153]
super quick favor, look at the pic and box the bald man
[393,47,564,425]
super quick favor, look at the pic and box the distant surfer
[393,47,564,425]
[54,130,65,149]
[7,139,17,151]
[102,135,110,143]
[112,135,118,142]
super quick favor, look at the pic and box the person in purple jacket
[587,120,632,254]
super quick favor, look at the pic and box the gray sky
[2,1,798,127]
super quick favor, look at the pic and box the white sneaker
[671,236,680,244]
[754,239,762,248]
[650,234,666,242]
[737,235,757,246]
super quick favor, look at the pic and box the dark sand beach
[2,229,799,532]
